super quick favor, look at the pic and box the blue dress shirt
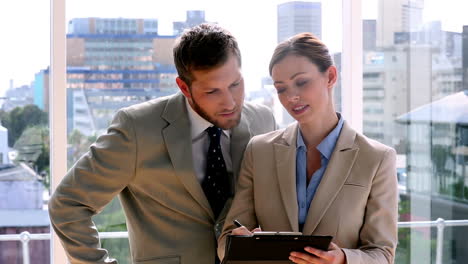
[296,114,344,229]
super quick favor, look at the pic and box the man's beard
[190,96,242,130]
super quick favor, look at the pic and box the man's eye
[206,90,217,94]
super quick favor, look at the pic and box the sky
[1,0,468,98]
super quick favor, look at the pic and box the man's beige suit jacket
[49,92,276,264]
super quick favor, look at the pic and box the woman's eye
[296,80,308,87]
[276,88,286,94]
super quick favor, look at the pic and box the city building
[361,43,462,149]
[248,77,274,110]
[173,10,208,35]
[0,163,49,264]
[363,19,377,51]
[0,124,9,164]
[277,1,322,43]
[377,0,424,47]
[68,17,158,35]
[332,53,342,113]
[0,209,50,264]
[362,14,463,148]
[463,26,468,90]
[1,83,34,112]
[32,69,49,111]
[66,17,179,136]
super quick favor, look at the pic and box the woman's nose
[286,90,300,102]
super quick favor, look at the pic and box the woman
[217,33,398,264]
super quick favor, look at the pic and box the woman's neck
[299,109,339,149]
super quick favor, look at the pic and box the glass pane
[0,1,50,263]
[64,0,342,262]
[363,0,468,263]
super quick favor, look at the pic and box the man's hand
[289,242,346,264]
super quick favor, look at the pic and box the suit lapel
[274,124,299,232]
[302,121,359,234]
[230,115,252,193]
[161,93,214,220]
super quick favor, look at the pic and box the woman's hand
[289,242,346,264]
[231,226,262,236]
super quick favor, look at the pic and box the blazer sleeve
[342,148,398,264]
[48,109,137,264]
[217,140,259,260]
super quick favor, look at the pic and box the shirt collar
[296,113,344,160]
[185,97,230,140]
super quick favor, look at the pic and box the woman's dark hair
[269,32,333,75]
[173,23,241,86]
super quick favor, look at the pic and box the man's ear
[176,77,191,99]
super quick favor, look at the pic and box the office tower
[277,1,322,43]
[2,84,34,112]
[362,45,434,148]
[363,19,377,51]
[332,53,341,113]
[368,0,462,146]
[0,125,8,164]
[463,26,468,90]
[247,77,274,110]
[173,10,207,35]
[377,0,424,47]
[66,18,177,136]
[32,69,49,111]
[69,17,158,35]
[0,161,49,264]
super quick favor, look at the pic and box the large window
[362,0,468,263]
[2,0,467,263]
[63,1,342,261]
[0,1,50,263]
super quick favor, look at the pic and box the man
[48,23,276,264]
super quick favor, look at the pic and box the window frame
[50,0,68,262]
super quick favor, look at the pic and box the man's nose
[221,91,236,108]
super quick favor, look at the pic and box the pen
[233,219,243,228]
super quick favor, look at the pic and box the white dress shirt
[185,98,232,183]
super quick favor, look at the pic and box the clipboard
[222,233,333,263]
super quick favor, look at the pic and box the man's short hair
[173,23,241,86]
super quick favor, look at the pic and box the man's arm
[48,109,137,264]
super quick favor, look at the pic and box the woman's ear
[327,65,338,89]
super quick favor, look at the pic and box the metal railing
[0,231,128,264]
[1,218,468,264]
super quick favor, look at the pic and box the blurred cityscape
[0,0,467,263]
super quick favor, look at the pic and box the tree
[0,110,7,125]
[13,125,50,187]
[0,105,48,147]
[68,129,97,168]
